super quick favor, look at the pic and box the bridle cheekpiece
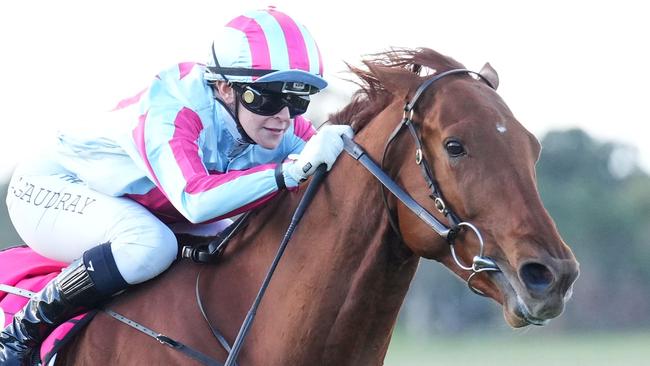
[379,67,501,295]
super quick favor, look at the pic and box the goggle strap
[207,66,277,77]
[210,42,276,79]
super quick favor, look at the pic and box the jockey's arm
[132,107,351,224]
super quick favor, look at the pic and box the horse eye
[445,140,466,157]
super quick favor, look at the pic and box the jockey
[0,7,352,364]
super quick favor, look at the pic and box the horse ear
[366,63,422,100]
[479,62,499,90]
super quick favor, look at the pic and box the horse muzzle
[490,256,580,328]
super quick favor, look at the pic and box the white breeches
[6,155,230,285]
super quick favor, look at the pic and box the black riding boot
[0,244,128,366]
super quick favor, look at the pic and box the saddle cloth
[0,246,95,365]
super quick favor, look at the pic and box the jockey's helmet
[205,7,326,95]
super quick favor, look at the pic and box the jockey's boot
[0,244,128,365]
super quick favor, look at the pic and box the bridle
[344,68,502,295]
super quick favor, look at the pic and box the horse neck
[296,154,420,364]
[207,104,420,365]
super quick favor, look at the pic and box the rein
[345,68,501,295]
[223,164,329,366]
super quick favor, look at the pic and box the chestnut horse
[58,48,579,365]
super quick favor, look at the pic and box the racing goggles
[233,83,312,118]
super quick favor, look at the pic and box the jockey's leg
[1,157,178,365]
[0,244,126,365]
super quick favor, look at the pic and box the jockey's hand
[285,125,354,183]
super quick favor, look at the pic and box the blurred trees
[534,129,650,330]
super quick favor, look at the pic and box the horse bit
[343,67,502,295]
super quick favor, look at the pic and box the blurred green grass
[385,331,650,366]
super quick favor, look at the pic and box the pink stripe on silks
[178,62,196,79]
[127,185,281,224]
[268,10,309,71]
[227,16,272,72]
[132,112,163,189]
[169,109,278,194]
[170,108,208,183]
[293,115,316,141]
[208,190,281,223]
[112,88,147,111]
[126,188,186,224]
[185,163,276,194]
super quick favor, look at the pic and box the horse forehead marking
[496,122,507,134]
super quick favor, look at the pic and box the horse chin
[489,271,550,328]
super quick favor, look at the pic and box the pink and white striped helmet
[206,7,327,92]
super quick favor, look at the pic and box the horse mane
[328,48,464,131]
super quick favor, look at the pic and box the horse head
[333,48,579,328]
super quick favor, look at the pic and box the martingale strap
[104,309,227,366]
[0,283,36,298]
[195,270,235,355]
[0,283,224,366]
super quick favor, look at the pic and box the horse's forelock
[328,48,464,131]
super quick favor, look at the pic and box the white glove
[284,125,354,183]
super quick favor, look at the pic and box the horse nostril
[519,262,555,292]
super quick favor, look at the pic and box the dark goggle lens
[283,93,310,117]
[238,87,310,117]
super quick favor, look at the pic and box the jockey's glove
[284,125,354,185]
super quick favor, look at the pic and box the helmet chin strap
[212,84,256,145]
[232,95,255,144]
[210,42,256,145]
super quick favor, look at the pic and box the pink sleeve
[132,107,282,223]
[293,115,317,142]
